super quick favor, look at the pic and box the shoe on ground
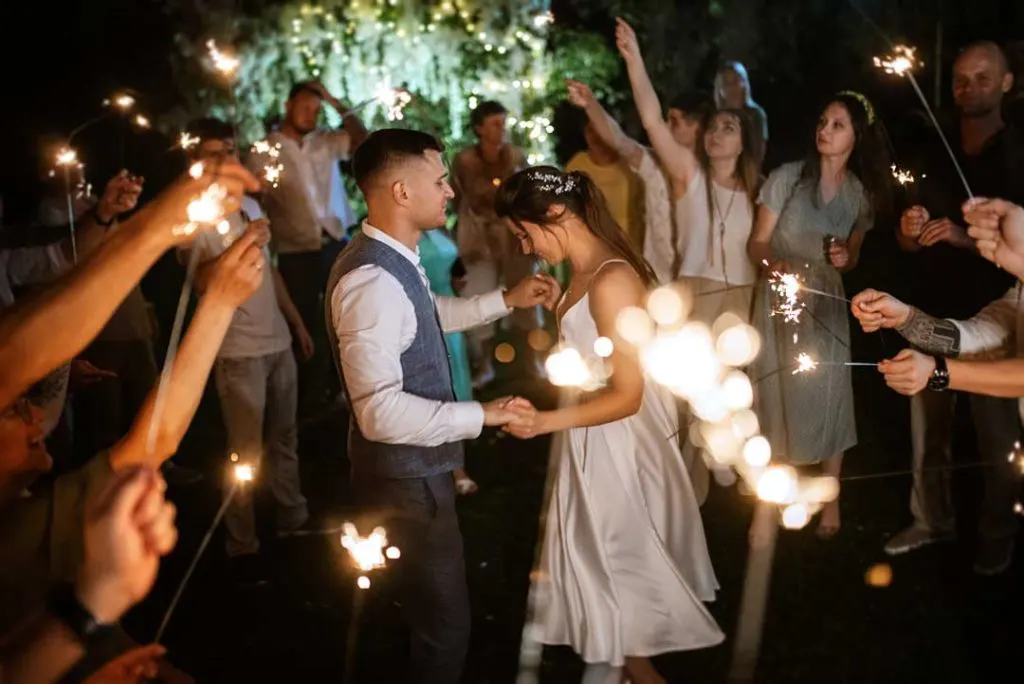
[883,524,955,556]
[161,461,203,486]
[974,538,1014,576]
[276,514,345,539]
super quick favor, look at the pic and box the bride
[496,167,723,684]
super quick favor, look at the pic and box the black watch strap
[90,206,116,227]
[927,355,950,392]
[46,583,114,645]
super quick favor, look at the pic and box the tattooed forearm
[896,307,962,357]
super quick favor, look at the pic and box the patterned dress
[750,161,872,464]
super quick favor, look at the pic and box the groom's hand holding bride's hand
[500,398,549,439]
[482,396,525,427]
[503,274,562,310]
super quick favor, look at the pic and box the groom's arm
[331,267,486,446]
[434,289,511,333]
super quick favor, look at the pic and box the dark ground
[121,298,1024,683]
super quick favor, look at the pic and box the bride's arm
[519,264,646,436]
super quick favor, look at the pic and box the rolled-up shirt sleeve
[954,285,1021,360]
[331,265,484,446]
[435,288,510,333]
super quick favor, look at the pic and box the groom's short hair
[352,129,445,193]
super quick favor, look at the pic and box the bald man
[885,40,1024,574]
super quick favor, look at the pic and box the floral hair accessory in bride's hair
[527,169,577,195]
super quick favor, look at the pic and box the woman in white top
[618,17,760,489]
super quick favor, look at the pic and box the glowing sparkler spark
[186,183,228,224]
[179,132,199,150]
[250,140,284,188]
[233,463,254,482]
[133,114,150,129]
[188,161,205,179]
[544,347,594,387]
[373,82,412,121]
[756,466,799,504]
[55,147,78,167]
[793,353,818,375]
[768,269,805,323]
[873,45,920,76]
[106,94,135,110]
[891,164,915,186]
[340,522,400,589]
[206,39,240,76]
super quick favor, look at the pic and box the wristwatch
[46,583,117,647]
[90,206,116,227]
[926,355,950,392]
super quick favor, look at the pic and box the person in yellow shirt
[565,122,644,251]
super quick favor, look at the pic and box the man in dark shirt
[888,41,1022,574]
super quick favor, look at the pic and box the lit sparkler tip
[55,147,78,166]
[873,44,920,76]
[206,39,240,76]
[110,94,136,111]
[793,352,818,374]
[372,82,412,121]
[179,131,199,150]
[233,463,255,482]
[188,162,204,179]
[891,164,915,185]
[133,114,150,129]
[357,576,371,589]
[385,546,401,560]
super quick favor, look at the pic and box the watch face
[927,369,950,391]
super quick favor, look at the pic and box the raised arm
[747,203,780,271]
[0,161,260,411]
[110,230,264,469]
[615,18,698,192]
[435,272,556,333]
[566,80,644,169]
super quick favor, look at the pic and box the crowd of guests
[1,12,1023,682]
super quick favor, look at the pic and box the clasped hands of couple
[848,197,1024,396]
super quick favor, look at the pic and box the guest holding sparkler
[883,41,1023,571]
[565,78,714,285]
[714,61,769,167]
[746,91,891,538]
[255,80,369,412]
[616,17,761,495]
[853,196,1024,574]
[181,118,326,588]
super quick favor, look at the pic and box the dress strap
[591,258,631,279]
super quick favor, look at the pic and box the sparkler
[250,139,284,188]
[155,458,254,642]
[344,81,413,121]
[891,164,915,186]
[179,131,199,151]
[55,147,80,262]
[874,45,973,198]
[206,39,240,77]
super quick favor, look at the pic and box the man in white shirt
[253,80,369,411]
[326,129,556,683]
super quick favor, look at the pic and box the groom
[325,128,555,683]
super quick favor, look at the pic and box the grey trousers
[352,470,471,684]
[214,349,308,556]
[910,390,1021,543]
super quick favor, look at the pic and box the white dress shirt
[253,128,356,254]
[330,223,511,446]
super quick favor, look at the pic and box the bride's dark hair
[494,166,657,287]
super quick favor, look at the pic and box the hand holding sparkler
[96,170,144,224]
[917,218,972,249]
[900,205,930,240]
[78,467,177,625]
[203,229,265,308]
[878,348,936,396]
[963,197,1024,278]
[850,289,910,333]
[136,159,259,244]
[565,79,598,109]
[826,238,851,270]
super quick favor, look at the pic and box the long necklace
[711,179,738,286]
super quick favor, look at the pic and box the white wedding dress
[534,260,724,672]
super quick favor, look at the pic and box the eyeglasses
[1,398,34,423]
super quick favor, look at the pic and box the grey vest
[325,231,463,479]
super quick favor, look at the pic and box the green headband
[837,90,876,126]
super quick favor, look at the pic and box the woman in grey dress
[747,92,890,537]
